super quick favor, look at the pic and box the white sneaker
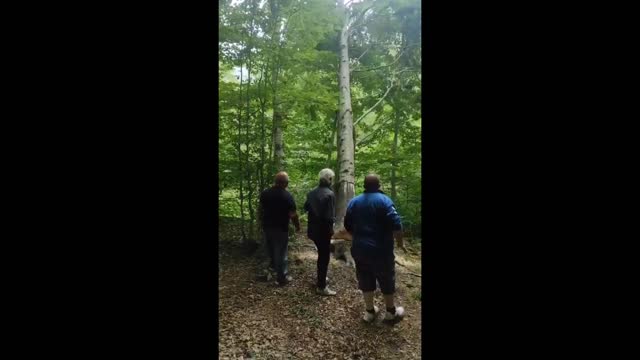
[316,287,336,296]
[384,306,405,321]
[363,306,379,322]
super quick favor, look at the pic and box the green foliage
[219,0,422,239]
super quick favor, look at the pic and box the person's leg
[363,291,375,310]
[380,264,396,310]
[273,230,289,284]
[354,253,378,320]
[376,257,404,320]
[314,236,330,289]
[282,230,289,277]
[264,229,275,270]
[383,294,395,310]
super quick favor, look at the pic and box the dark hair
[363,174,380,191]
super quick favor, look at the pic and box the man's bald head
[274,171,289,188]
[364,174,381,192]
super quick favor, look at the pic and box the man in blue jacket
[344,174,406,322]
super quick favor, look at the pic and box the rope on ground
[395,260,422,277]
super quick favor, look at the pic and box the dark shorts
[352,252,395,295]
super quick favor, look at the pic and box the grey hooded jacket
[303,183,335,240]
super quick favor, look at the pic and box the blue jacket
[344,191,402,258]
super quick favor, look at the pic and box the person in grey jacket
[304,168,337,296]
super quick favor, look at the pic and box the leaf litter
[219,222,422,359]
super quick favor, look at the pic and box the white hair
[318,168,335,185]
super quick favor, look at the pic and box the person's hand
[397,238,408,253]
[393,231,406,252]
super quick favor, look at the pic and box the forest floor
[218,217,423,360]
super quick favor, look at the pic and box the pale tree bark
[247,167,255,240]
[326,110,338,167]
[273,110,285,171]
[271,58,283,172]
[391,32,410,203]
[391,106,400,201]
[237,66,247,242]
[258,63,268,192]
[244,0,258,244]
[269,0,287,172]
[334,2,355,230]
[391,126,398,201]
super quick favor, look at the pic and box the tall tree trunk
[257,43,270,192]
[244,0,257,245]
[258,67,268,192]
[273,110,285,171]
[268,117,274,168]
[271,46,286,173]
[247,166,255,241]
[335,4,355,230]
[266,0,279,171]
[267,0,288,174]
[246,89,255,243]
[391,107,400,201]
[237,66,247,242]
[326,110,338,167]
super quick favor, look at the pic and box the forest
[219,0,422,358]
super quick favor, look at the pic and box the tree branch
[351,43,420,73]
[395,67,421,75]
[395,260,422,277]
[354,46,372,63]
[274,98,332,107]
[284,6,302,18]
[354,84,394,126]
[352,48,405,73]
[348,3,376,31]
[356,116,393,147]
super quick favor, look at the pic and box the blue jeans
[264,228,289,283]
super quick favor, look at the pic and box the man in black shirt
[258,172,301,286]
[304,168,337,296]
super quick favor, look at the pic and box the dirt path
[219,227,422,360]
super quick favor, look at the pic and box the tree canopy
[219,0,422,242]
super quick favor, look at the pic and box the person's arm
[303,198,310,213]
[288,194,301,232]
[325,192,336,235]
[394,229,406,252]
[290,211,301,232]
[344,200,353,234]
[385,198,406,252]
[257,193,264,229]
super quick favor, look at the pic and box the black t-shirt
[259,187,296,232]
